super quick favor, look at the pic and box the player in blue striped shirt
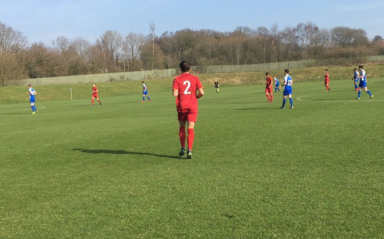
[28,84,38,114]
[141,81,152,103]
[352,68,359,91]
[356,66,373,100]
[274,76,280,92]
[280,69,293,109]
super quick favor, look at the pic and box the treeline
[1,21,384,85]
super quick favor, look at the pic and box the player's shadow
[72,148,179,159]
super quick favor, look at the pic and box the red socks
[92,99,94,105]
[179,127,186,148]
[188,128,194,151]
[180,127,195,151]
[270,94,273,102]
[326,86,329,91]
[266,94,270,101]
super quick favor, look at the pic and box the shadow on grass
[72,148,179,159]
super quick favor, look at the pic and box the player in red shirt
[91,83,102,106]
[265,72,273,102]
[172,61,204,159]
[324,69,330,92]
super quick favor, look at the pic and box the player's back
[360,70,366,81]
[29,88,36,95]
[173,73,202,111]
[266,76,273,88]
[284,75,292,89]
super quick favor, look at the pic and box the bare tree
[373,35,383,42]
[330,27,368,47]
[0,52,28,86]
[71,37,91,60]
[0,22,28,53]
[99,30,123,61]
[281,26,299,60]
[122,32,145,70]
[150,22,155,70]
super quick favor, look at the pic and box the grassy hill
[1,64,383,104]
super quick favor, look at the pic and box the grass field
[1,78,384,238]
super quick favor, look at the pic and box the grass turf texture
[1,78,384,238]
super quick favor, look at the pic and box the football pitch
[1,79,384,238]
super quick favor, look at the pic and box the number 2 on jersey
[183,81,191,94]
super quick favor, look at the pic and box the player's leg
[289,94,293,108]
[364,87,373,98]
[270,92,273,102]
[186,112,198,159]
[281,95,287,109]
[357,87,362,99]
[178,113,187,156]
[30,102,36,113]
[146,94,151,102]
[33,103,37,112]
[186,121,195,159]
[92,96,95,106]
[142,93,145,103]
[96,97,102,105]
[265,89,270,102]
[326,81,330,92]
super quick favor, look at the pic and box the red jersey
[93,86,98,93]
[173,73,203,112]
[325,71,330,80]
[266,76,273,89]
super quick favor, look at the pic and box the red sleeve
[172,79,179,91]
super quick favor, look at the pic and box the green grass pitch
[1,79,384,238]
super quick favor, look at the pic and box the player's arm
[172,79,179,97]
[197,88,204,99]
[173,89,178,97]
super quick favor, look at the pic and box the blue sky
[1,0,384,45]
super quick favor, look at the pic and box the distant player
[141,81,151,103]
[280,69,293,109]
[214,80,220,93]
[324,69,330,92]
[28,84,38,114]
[172,61,204,159]
[352,68,359,91]
[91,83,102,106]
[356,65,373,99]
[265,72,273,102]
[274,76,280,92]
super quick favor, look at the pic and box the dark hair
[265,72,269,75]
[28,84,31,87]
[180,61,191,72]
[141,81,144,83]
[359,65,363,69]
[354,68,357,71]
[325,69,328,71]
[284,69,289,74]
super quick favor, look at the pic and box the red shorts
[92,93,98,98]
[178,110,198,122]
[265,88,272,93]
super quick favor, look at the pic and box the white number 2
[183,81,191,94]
